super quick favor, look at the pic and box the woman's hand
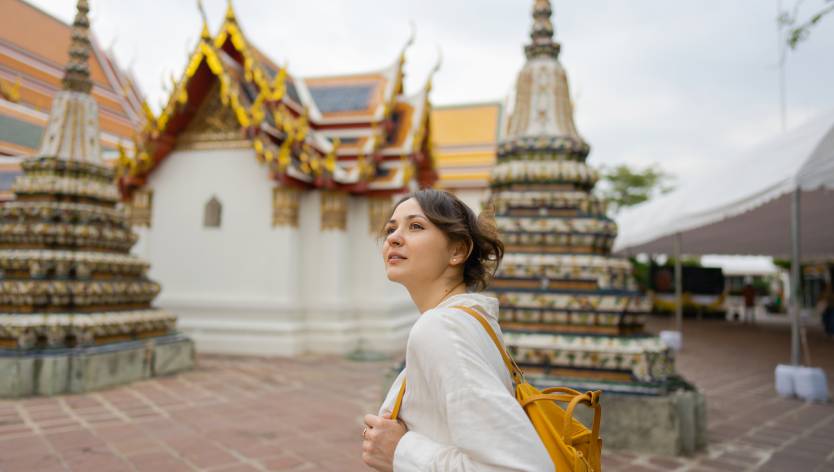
[361,412,407,471]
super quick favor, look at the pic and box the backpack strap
[389,304,523,420]
[390,377,407,421]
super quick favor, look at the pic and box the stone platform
[574,388,707,456]
[0,335,194,398]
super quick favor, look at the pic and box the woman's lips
[387,255,407,265]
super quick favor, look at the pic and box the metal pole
[674,233,683,334]
[778,0,788,132]
[790,188,801,366]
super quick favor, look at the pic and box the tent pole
[674,233,683,335]
[790,188,801,366]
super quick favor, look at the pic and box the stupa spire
[524,0,561,59]
[62,0,93,93]
[35,0,102,163]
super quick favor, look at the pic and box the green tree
[598,164,674,214]
[780,0,834,49]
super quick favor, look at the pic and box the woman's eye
[410,223,423,230]
[385,226,396,235]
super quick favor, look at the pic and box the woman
[361,189,551,472]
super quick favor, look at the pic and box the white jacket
[379,292,553,471]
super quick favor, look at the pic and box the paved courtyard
[1,316,833,472]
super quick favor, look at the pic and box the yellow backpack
[391,305,603,472]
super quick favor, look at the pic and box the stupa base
[0,333,194,398]
[572,387,707,456]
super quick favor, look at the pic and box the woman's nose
[387,231,403,247]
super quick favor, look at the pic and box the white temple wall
[132,147,418,356]
[136,147,303,355]
[298,190,354,353]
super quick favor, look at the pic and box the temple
[0,0,192,398]
[485,0,676,395]
[115,1,438,356]
[0,0,145,200]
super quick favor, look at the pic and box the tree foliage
[598,164,674,214]
[780,0,834,49]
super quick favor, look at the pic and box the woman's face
[382,198,456,287]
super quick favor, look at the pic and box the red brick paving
[0,317,832,471]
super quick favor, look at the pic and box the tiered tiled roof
[118,2,437,197]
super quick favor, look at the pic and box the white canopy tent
[614,108,834,365]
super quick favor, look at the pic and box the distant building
[430,102,502,210]
[0,0,145,199]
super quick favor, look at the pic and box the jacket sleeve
[392,310,553,472]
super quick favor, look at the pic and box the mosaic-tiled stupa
[488,0,675,395]
[0,0,193,397]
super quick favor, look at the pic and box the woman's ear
[449,240,471,266]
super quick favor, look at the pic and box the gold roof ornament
[0,77,21,103]
[425,46,443,94]
[277,132,293,171]
[270,65,288,101]
[197,0,211,41]
[225,0,238,23]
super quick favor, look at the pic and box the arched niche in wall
[204,196,222,228]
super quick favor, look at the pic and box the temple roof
[118,1,435,197]
[431,102,502,190]
[300,58,402,123]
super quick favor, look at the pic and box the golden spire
[62,0,93,93]
[399,20,416,62]
[424,46,443,93]
[225,0,237,23]
[525,0,561,59]
[197,0,211,40]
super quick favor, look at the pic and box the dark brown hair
[383,189,504,292]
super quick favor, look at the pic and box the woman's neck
[409,278,467,314]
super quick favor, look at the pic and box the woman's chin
[385,266,406,284]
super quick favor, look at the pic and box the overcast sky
[27,0,834,184]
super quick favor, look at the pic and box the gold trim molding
[128,189,153,228]
[272,187,300,228]
[368,196,392,235]
[320,191,347,231]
